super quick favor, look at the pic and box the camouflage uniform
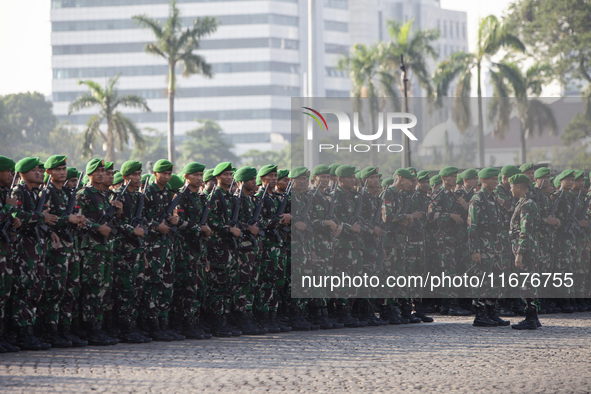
[60,184,82,330]
[550,189,575,298]
[0,186,15,339]
[493,184,515,273]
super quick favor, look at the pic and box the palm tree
[488,60,556,163]
[133,0,218,163]
[68,75,150,163]
[434,15,525,167]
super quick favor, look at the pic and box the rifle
[350,179,368,244]
[97,180,130,243]
[129,176,150,247]
[32,175,52,244]
[265,181,293,235]
[564,190,584,236]
[248,184,268,238]
[324,181,339,243]
[293,183,320,242]
[61,172,84,243]
[1,173,18,243]
[157,183,190,241]
[195,185,217,251]
[548,189,564,216]
[227,183,243,250]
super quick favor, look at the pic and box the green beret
[406,167,417,176]
[82,174,90,185]
[534,167,550,178]
[182,162,206,175]
[104,161,114,171]
[519,163,534,172]
[0,156,15,172]
[456,174,463,184]
[574,170,585,179]
[203,169,215,182]
[141,173,151,185]
[553,177,560,188]
[43,172,50,183]
[232,167,237,173]
[121,160,142,176]
[44,155,67,170]
[168,174,185,192]
[289,166,310,179]
[85,158,104,175]
[256,176,262,186]
[478,167,500,179]
[312,164,331,176]
[150,174,156,183]
[395,168,415,180]
[153,159,174,173]
[113,172,124,185]
[417,170,430,181]
[355,170,362,181]
[258,164,278,178]
[381,178,394,188]
[335,165,356,178]
[66,167,79,180]
[498,173,503,183]
[439,166,458,177]
[360,166,379,180]
[277,169,289,180]
[460,168,478,180]
[501,165,521,178]
[556,169,575,182]
[38,161,45,170]
[15,157,41,173]
[213,162,232,177]
[430,174,442,186]
[234,166,258,182]
[329,163,341,176]
[509,174,530,185]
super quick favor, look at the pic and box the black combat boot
[413,302,434,323]
[46,323,72,348]
[449,300,472,316]
[287,306,312,331]
[380,304,400,325]
[18,325,51,351]
[336,304,367,328]
[118,322,147,343]
[512,304,538,330]
[392,304,409,324]
[269,310,288,332]
[211,314,233,338]
[309,306,334,329]
[181,317,205,340]
[237,312,265,335]
[486,304,510,326]
[60,324,87,347]
[401,301,422,324]
[0,326,20,352]
[160,317,185,341]
[85,322,115,346]
[194,317,212,339]
[148,318,174,341]
[472,305,499,327]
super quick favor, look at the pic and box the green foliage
[179,119,237,169]
[0,92,56,146]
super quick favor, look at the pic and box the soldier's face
[366,174,380,188]
[276,177,289,192]
[89,167,105,185]
[338,175,356,191]
[464,178,478,190]
[67,177,78,186]
[105,169,114,186]
[314,174,330,189]
[154,170,172,187]
[418,180,430,193]
[205,179,216,191]
[241,179,257,194]
[0,170,14,187]
[261,172,278,188]
[49,165,67,183]
[293,175,309,192]
[511,183,527,199]
[217,170,233,188]
[21,167,44,187]
[561,177,574,190]
[535,176,549,189]
[481,177,498,192]
[125,170,142,189]
[186,172,203,188]
[442,175,456,188]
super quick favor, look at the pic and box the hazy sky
[0,0,514,97]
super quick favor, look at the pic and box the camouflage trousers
[232,246,260,314]
[60,250,81,328]
[172,247,205,319]
[113,247,143,326]
[205,247,233,316]
[144,242,174,319]
[41,241,74,326]
[80,247,111,323]
[553,235,575,297]
[574,239,589,297]
[0,242,13,332]
[12,236,46,327]
[254,240,281,313]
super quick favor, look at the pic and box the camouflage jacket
[76,185,111,250]
[0,186,16,239]
[509,196,540,256]
[382,187,409,240]
[143,182,174,244]
[177,189,205,241]
[44,182,76,240]
[208,187,235,249]
[12,184,45,231]
[467,189,502,255]
[494,184,515,229]
[406,190,428,243]
[427,188,463,239]
[310,189,333,260]
[332,185,362,248]
[115,185,144,249]
[550,188,574,240]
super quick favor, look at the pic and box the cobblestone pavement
[1,313,591,393]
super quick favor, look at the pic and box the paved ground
[1,313,591,393]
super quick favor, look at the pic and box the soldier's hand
[248,224,259,236]
[157,221,170,234]
[229,226,241,238]
[111,200,123,210]
[168,215,179,226]
[5,196,17,206]
[373,226,383,236]
[404,215,414,226]
[50,232,61,248]
[201,224,213,237]
[457,198,468,210]
[578,219,590,228]
[450,213,464,225]
[333,224,343,238]
[279,213,291,225]
[412,211,424,219]
[324,219,337,232]
[68,214,79,224]
[11,217,22,229]
[350,223,361,233]
[294,221,307,231]
[515,253,524,269]
[471,252,481,264]
[42,210,58,225]
[98,224,112,237]
[133,225,145,238]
